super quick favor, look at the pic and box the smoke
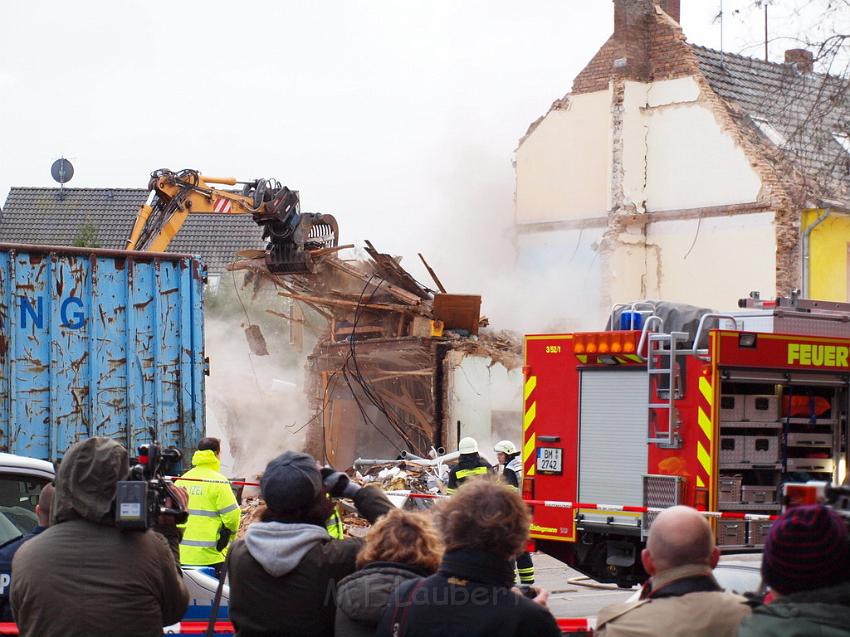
[204,315,311,479]
[399,141,608,336]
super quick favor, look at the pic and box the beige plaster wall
[644,212,777,310]
[515,89,611,224]
[621,77,762,213]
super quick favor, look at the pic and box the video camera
[782,481,850,524]
[115,437,188,530]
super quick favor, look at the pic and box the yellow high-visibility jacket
[176,450,241,566]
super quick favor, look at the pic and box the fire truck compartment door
[579,369,647,528]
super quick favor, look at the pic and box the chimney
[785,48,814,74]
[656,0,680,23]
[612,0,654,80]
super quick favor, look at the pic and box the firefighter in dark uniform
[446,437,492,495]
[495,439,535,585]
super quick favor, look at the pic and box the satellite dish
[51,158,74,184]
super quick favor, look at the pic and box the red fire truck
[522,295,849,587]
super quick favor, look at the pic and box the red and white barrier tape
[167,477,779,521]
[394,492,779,521]
[167,476,260,487]
[0,621,235,635]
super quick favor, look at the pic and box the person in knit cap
[228,450,392,637]
[738,503,850,637]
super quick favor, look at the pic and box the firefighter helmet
[494,440,517,455]
[458,437,479,454]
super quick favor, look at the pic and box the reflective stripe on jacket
[502,455,522,490]
[175,449,241,566]
[326,506,344,540]
[447,454,492,494]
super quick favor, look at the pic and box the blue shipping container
[0,244,206,462]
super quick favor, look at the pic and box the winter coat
[335,562,429,637]
[10,437,189,637]
[176,449,241,566]
[594,564,751,637]
[228,485,393,637]
[374,548,561,637]
[447,454,492,494]
[737,581,850,637]
[501,455,522,490]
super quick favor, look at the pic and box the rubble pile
[237,497,264,539]
[355,463,441,494]
[228,241,519,470]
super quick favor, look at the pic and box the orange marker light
[610,333,623,353]
[574,336,586,354]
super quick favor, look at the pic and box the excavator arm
[127,168,339,274]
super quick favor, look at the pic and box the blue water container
[619,311,643,330]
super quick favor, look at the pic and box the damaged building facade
[515,0,850,322]
[231,243,522,470]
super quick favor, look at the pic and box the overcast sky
[1,1,841,325]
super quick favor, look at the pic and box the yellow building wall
[804,209,850,302]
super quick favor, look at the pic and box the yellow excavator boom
[126,168,339,274]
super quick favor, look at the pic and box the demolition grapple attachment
[252,185,340,275]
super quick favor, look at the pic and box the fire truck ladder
[647,331,687,448]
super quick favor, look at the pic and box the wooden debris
[225,241,517,467]
[418,252,447,293]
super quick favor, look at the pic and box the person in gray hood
[335,509,442,637]
[228,450,393,637]
[10,437,189,637]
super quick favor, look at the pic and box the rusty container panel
[0,244,205,462]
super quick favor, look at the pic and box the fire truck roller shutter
[578,369,648,529]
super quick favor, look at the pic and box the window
[751,117,786,147]
[0,477,50,544]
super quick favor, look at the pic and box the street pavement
[532,552,637,621]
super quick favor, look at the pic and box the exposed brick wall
[657,0,680,23]
[573,1,694,95]
[647,6,696,79]
[572,37,618,95]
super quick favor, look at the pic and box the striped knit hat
[762,504,849,595]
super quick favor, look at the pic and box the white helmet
[458,437,479,454]
[494,440,517,455]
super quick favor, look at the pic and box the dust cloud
[204,316,311,480]
[399,142,607,337]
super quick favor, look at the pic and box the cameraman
[10,437,189,637]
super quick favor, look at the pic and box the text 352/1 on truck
[522,296,850,587]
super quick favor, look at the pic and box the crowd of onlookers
[1,437,849,636]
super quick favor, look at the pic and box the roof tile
[0,187,266,274]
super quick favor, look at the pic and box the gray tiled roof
[693,45,850,206]
[0,187,266,274]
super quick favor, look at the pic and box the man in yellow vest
[176,437,240,578]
